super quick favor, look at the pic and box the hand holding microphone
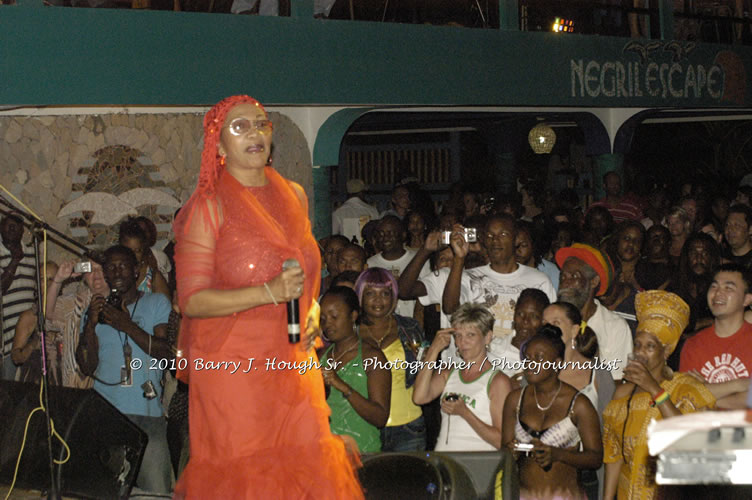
[264,259,305,343]
[267,260,305,302]
[282,259,304,344]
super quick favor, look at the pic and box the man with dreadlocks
[172,96,363,498]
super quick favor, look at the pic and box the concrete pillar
[493,151,517,196]
[658,0,674,40]
[499,0,519,30]
[313,164,332,239]
[290,0,314,17]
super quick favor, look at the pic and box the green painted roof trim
[0,5,749,108]
[312,107,372,166]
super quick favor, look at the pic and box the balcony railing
[1,0,749,45]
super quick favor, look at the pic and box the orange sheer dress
[173,167,363,499]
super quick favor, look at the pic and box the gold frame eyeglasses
[226,117,272,136]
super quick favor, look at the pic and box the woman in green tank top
[320,286,391,453]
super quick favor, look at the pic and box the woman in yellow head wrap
[602,290,715,499]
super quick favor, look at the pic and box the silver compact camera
[74,261,92,273]
[441,227,477,245]
[141,380,158,400]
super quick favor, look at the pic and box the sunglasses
[226,117,273,136]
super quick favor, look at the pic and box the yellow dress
[602,373,715,499]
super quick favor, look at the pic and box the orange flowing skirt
[174,314,364,499]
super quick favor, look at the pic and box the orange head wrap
[197,95,268,197]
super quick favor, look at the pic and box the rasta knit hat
[555,243,615,296]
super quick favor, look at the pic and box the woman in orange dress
[173,95,363,499]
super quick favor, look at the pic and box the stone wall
[0,111,313,264]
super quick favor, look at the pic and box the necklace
[534,380,562,412]
[332,339,359,367]
[366,316,395,348]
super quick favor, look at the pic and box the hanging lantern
[528,124,556,154]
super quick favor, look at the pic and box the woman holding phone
[502,324,602,499]
[413,302,512,451]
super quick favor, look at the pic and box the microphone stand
[32,223,58,500]
[0,197,89,500]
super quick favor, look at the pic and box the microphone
[282,259,300,344]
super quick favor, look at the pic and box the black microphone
[282,259,301,344]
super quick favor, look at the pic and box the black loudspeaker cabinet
[359,450,519,500]
[0,381,147,499]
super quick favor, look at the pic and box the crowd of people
[2,94,752,499]
[321,169,752,498]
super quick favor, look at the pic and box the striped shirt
[1,243,37,356]
[588,198,643,223]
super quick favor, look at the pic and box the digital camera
[106,290,122,307]
[441,227,477,245]
[99,290,122,323]
[513,442,534,453]
[74,261,92,273]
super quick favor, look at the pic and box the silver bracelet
[263,282,278,306]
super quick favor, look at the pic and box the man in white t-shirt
[398,230,454,330]
[380,184,411,220]
[331,179,380,246]
[399,227,496,367]
[367,216,429,318]
[555,243,632,380]
[443,215,556,342]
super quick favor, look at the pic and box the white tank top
[578,368,598,411]
[435,367,500,452]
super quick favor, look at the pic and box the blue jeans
[0,354,18,381]
[380,416,426,452]
[128,414,172,494]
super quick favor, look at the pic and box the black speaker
[359,451,519,500]
[0,381,147,499]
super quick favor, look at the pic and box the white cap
[346,179,366,194]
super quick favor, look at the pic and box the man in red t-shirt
[588,171,642,223]
[680,263,752,408]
